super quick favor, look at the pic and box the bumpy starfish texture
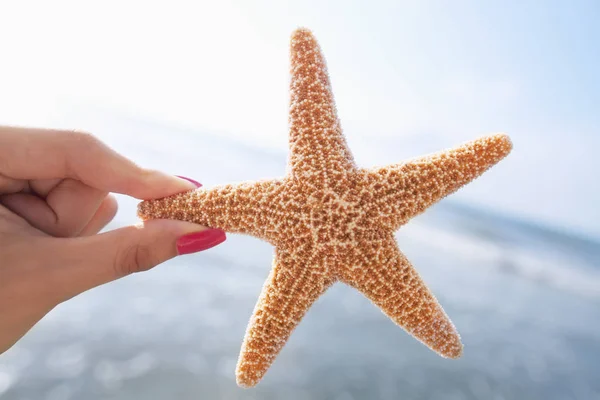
[138,28,512,388]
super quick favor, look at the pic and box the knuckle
[66,129,98,144]
[59,130,103,176]
[103,195,119,222]
[114,243,156,277]
[62,130,101,154]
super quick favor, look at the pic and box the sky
[0,0,599,238]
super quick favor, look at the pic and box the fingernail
[176,175,202,188]
[177,229,226,255]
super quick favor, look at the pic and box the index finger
[0,126,197,199]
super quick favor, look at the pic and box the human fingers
[0,126,197,199]
[0,179,106,237]
[42,219,226,302]
[79,194,119,236]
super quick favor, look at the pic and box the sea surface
[0,112,599,399]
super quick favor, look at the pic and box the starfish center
[282,173,379,257]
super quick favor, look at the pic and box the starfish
[137,28,512,388]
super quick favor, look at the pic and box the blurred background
[1,1,599,399]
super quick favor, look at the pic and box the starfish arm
[366,133,512,229]
[236,248,334,387]
[137,179,285,240]
[339,236,463,358]
[287,28,356,183]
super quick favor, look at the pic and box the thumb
[50,220,226,301]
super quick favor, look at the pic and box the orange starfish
[137,28,512,387]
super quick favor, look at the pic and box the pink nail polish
[177,229,226,255]
[176,175,202,188]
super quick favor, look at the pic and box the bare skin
[0,126,224,354]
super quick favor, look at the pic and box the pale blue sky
[0,0,598,238]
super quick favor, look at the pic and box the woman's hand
[0,126,226,354]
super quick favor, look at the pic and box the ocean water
[0,111,599,399]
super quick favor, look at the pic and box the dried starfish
[138,28,512,387]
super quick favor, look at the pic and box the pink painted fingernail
[176,175,202,188]
[177,229,227,255]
